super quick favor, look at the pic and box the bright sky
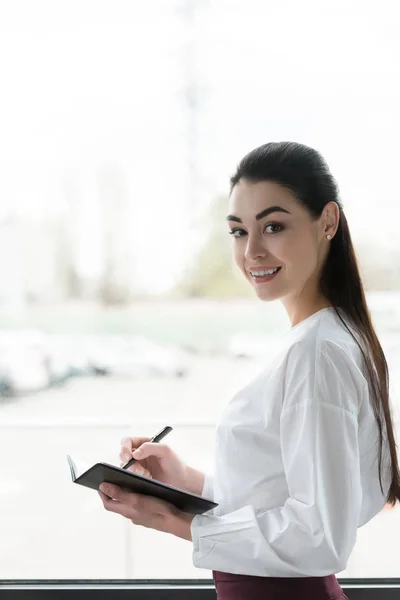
[0,0,399,292]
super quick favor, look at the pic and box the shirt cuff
[201,472,214,499]
[191,513,216,557]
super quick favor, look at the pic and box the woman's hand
[98,483,194,540]
[120,436,205,496]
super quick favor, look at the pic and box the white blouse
[190,307,391,577]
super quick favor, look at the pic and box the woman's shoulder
[296,309,362,360]
[273,308,368,394]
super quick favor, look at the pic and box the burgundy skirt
[212,570,349,600]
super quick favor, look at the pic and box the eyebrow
[226,205,291,223]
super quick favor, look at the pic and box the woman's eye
[228,224,283,238]
[228,229,245,238]
[264,223,283,234]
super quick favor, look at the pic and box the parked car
[0,329,76,396]
[0,332,50,396]
[87,334,189,378]
[48,334,93,379]
[0,371,13,398]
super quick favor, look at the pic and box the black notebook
[67,455,217,515]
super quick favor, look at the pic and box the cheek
[232,243,244,269]
[276,235,316,271]
[287,238,318,274]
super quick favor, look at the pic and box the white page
[66,454,92,480]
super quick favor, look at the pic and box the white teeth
[251,268,280,277]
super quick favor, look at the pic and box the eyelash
[228,223,284,238]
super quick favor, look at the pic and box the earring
[326,234,332,240]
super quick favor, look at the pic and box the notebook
[67,455,217,515]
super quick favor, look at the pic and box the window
[0,0,399,593]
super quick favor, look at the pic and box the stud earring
[326,234,332,240]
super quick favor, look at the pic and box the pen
[122,425,173,470]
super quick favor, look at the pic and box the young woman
[99,141,400,599]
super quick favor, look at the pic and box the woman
[99,141,400,599]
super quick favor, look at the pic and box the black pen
[122,425,173,470]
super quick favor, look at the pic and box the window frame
[1,579,400,599]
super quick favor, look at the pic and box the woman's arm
[97,467,214,541]
[191,403,362,575]
[184,466,214,498]
[190,341,366,577]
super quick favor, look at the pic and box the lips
[248,266,281,271]
[248,267,282,286]
[248,266,282,275]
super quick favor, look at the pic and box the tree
[175,195,253,298]
[97,165,136,305]
[59,175,84,299]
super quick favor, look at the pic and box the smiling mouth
[249,267,282,283]
[249,267,281,277]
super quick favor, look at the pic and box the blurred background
[0,0,400,581]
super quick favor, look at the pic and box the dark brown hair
[230,141,400,506]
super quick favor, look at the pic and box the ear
[322,201,339,237]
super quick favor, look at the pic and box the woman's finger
[132,442,170,460]
[98,488,138,520]
[119,437,150,462]
[120,436,150,449]
[118,459,151,478]
[119,449,133,463]
[128,464,151,478]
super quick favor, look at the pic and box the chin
[254,288,282,302]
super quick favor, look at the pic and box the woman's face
[228,179,336,313]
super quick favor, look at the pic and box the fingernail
[100,484,108,493]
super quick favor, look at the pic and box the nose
[244,234,267,261]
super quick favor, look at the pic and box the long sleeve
[201,472,214,501]
[190,341,364,576]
